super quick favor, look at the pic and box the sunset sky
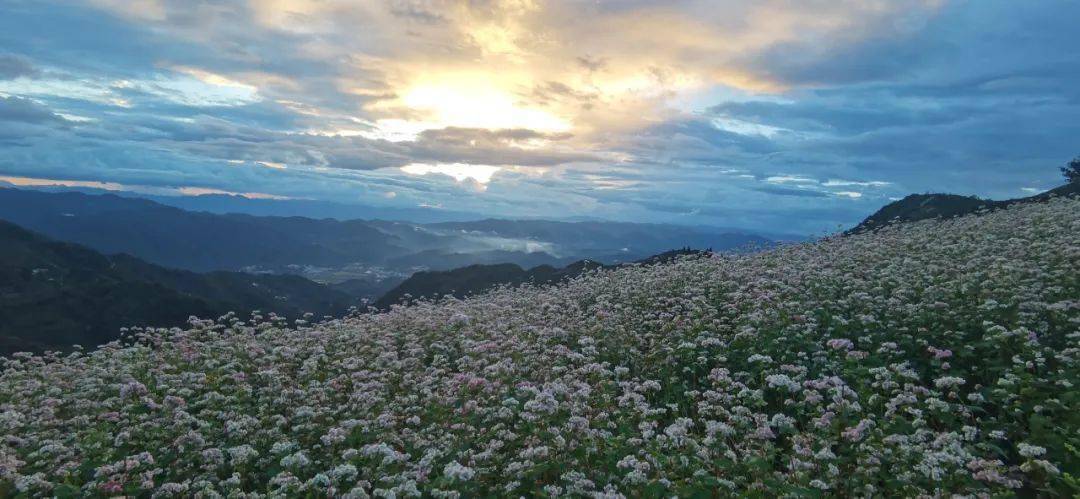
[1,0,1077,233]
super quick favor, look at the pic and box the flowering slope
[2,198,1079,497]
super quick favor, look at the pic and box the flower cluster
[1,197,1078,496]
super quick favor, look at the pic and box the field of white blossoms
[2,197,1078,497]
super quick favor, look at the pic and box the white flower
[826,339,854,351]
[226,445,258,464]
[765,374,800,392]
[443,461,475,482]
[1017,443,1046,458]
[934,376,966,389]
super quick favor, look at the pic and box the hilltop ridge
[375,248,707,309]
[849,182,1079,233]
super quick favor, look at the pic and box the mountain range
[0,219,355,355]
[2,182,1074,355]
[0,188,775,287]
[0,187,777,354]
[381,182,1080,309]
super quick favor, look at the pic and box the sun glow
[369,72,571,138]
[400,163,501,185]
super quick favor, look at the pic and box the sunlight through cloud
[400,163,502,185]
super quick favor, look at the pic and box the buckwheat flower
[321,427,348,446]
[877,341,899,353]
[1017,443,1046,458]
[766,374,800,392]
[842,419,874,442]
[330,464,358,483]
[449,313,470,326]
[616,455,650,474]
[826,339,853,351]
[566,416,589,432]
[934,376,966,389]
[119,381,148,399]
[1021,460,1060,475]
[271,441,298,455]
[815,447,836,460]
[226,445,258,464]
[200,448,224,468]
[280,451,310,469]
[519,445,550,459]
[443,461,475,482]
[308,473,332,489]
[153,482,188,497]
[770,413,796,431]
[699,337,723,348]
[162,395,186,409]
[543,484,564,496]
[704,420,735,438]
[13,473,48,493]
[752,424,776,440]
[269,471,301,491]
[223,473,242,489]
[360,443,408,465]
[663,418,694,446]
[747,354,773,364]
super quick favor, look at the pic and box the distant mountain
[143,192,485,223]
[428,219,777,258]
[384,249,575,272]
[376,248,705,308]
[0,188,778,280]
[0,188,402,272]
[849,182,1079,234]
[0,220,357,355]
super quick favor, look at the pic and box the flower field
[2,198,1078,497]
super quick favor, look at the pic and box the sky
[0,0,1077,234]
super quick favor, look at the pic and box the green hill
[850,182,1079,233]
[375,249,704,308]
[0,220,356,355]
[3,199,1074,495]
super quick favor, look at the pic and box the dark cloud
[0,1,1077,234]
[0,54,37,80]
[530,81,598,108]
[390,2,447,24]
[576,56,607,72]
[417,127,571,144]
[709,96,984,136]
[752,186,828,198]
[0,96,69,125]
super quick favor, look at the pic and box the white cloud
[823,179,891,187]
[400,163,501,185]
[766,175,817,184]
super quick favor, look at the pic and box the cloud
[0,1,1076,234]
[0,54,38,80]
[0,96,70,124]
[753,186,828,198]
